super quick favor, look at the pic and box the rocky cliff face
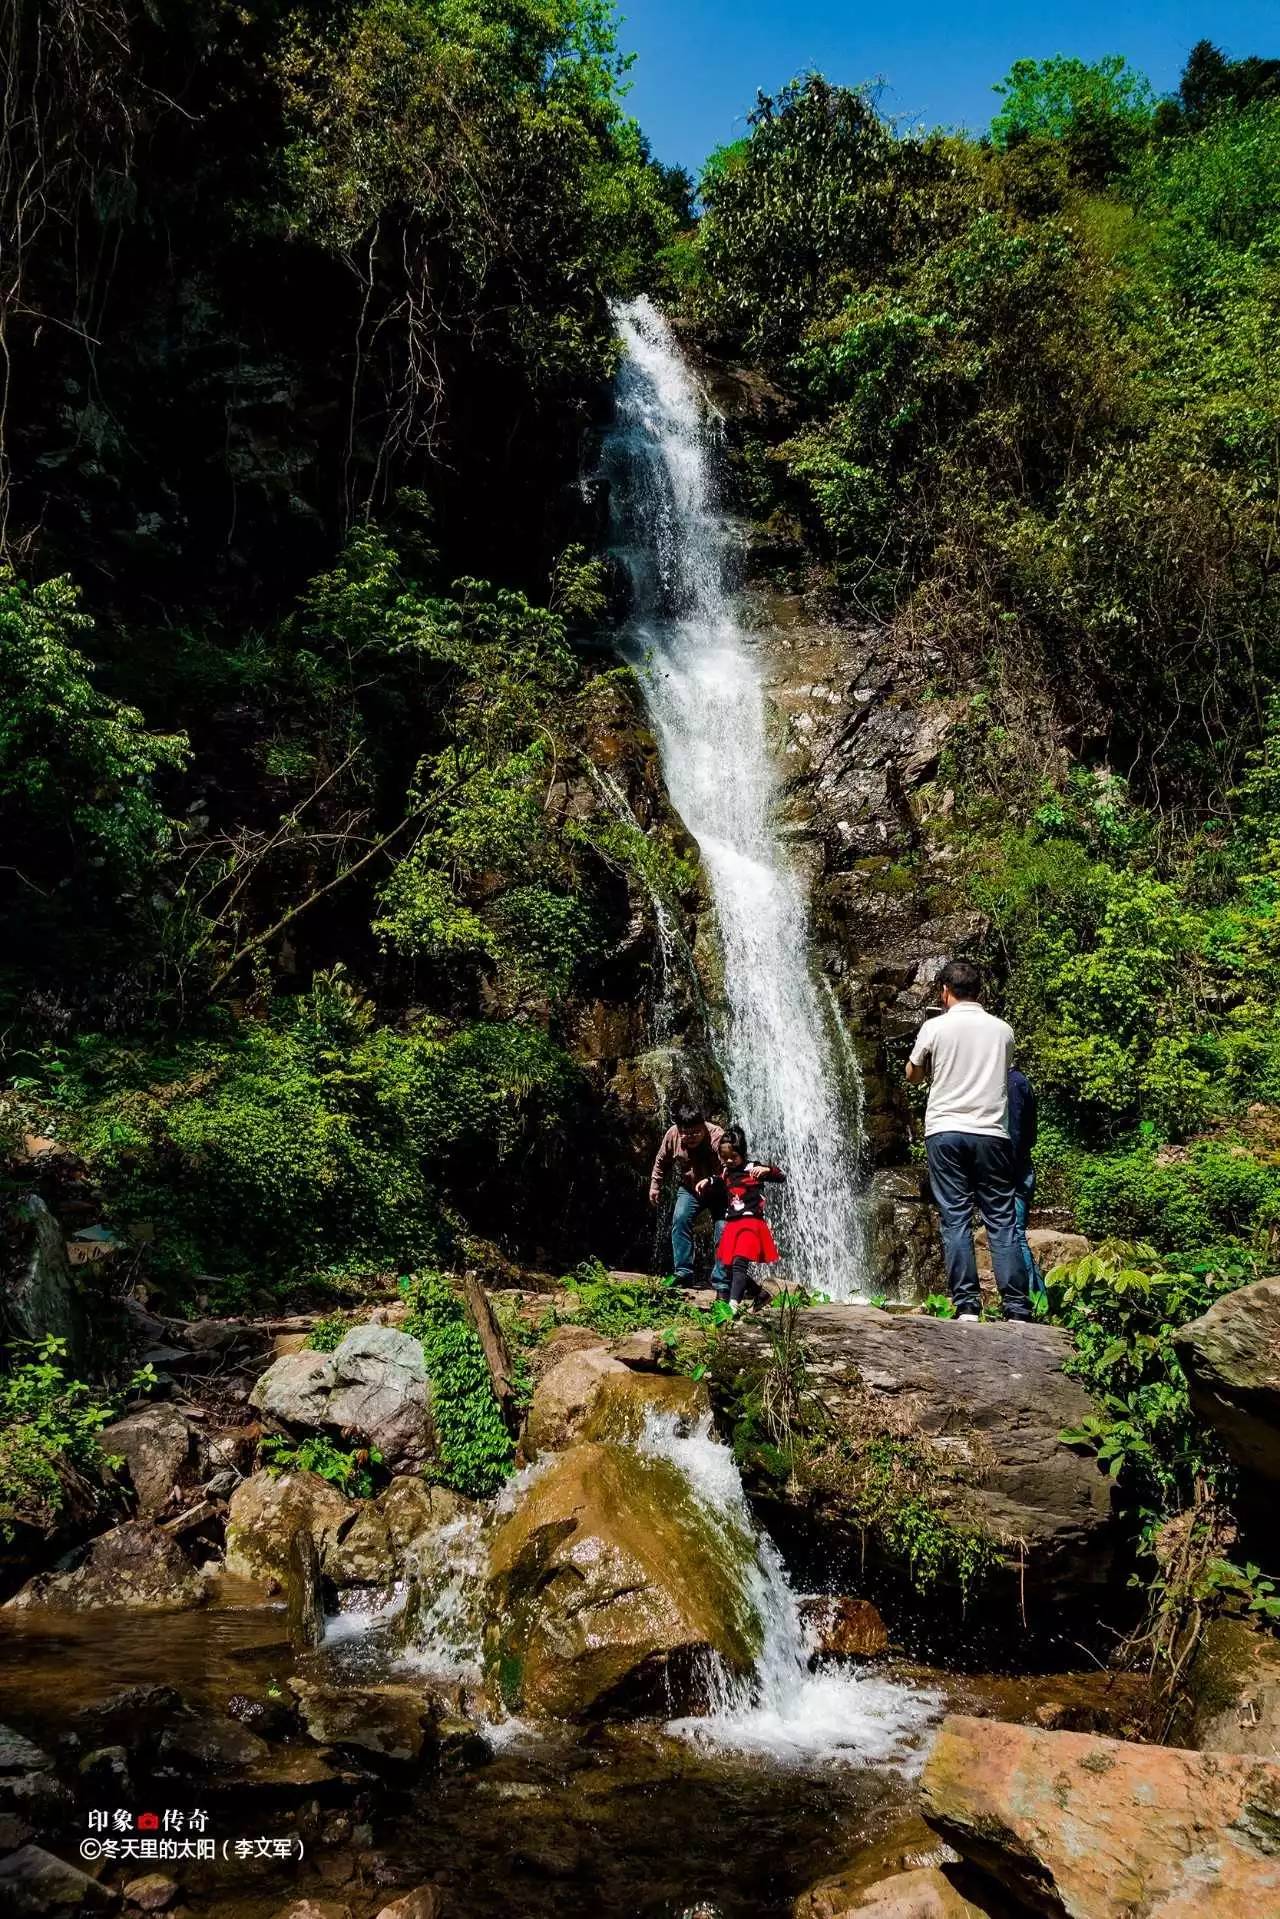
[566,670,724,1247]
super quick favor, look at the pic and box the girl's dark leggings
[730,1255,753,1303]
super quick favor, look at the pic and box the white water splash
[604,295,869,1300]
[638,1410,941,1770]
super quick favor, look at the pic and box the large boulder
[922,1712,1280,1916]
[716,1306,1114,1606]
[579,1368,708,1445]
[485,1440,760,1718]
[288,1679,435,1762]
[250,1327,435,1471]
[99,1404,193,1514]
[322,1477,470,1591]
[1173,1278,1280,1480]
[524,1346,628,1454]
[0,1845,119,1914]
[5,1521,206,1611]
[224,1470,350,1587]
[325,1326,435,1470]
[250,1350,335,1427]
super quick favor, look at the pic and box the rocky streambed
[3,1292,1280,1918]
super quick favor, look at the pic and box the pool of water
[0,1601,936,1918]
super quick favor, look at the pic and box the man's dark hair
[673,1103,705,1128]
[940,958,982,1000]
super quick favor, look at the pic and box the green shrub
[306,1315,349,1353]
[1048,1243,1253,1526]
[260,1431,381,1500]
[1074,1145,1280,1251]
[544,1259,700,1341]
[0,1337,130,1539]
[400,1272,516,1498]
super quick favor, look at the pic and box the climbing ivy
[400,1273,517,1499]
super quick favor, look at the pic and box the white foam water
[603,295,870,1301]
[638,1410,940,1770]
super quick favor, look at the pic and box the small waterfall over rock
[392,1409,938,1768]
[602,296,870,1300]
[637,1410,940,1768]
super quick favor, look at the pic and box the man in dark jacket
[649,1104,727,1286]
[1008,1066,1046,1305]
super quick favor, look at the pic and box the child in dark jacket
[701,1125,785,1310]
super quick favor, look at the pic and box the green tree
[0,568,187,885]
[990,54,1155,149]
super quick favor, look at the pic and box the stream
[0,1410,952,1917]
[602,297,869,1301]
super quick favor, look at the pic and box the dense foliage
[400,1272,523,1496]
[0,0,687,1296]
[686,54,1280,806]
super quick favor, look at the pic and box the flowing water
[392,1407,938,1771]
[636,1411,940,1767]
[603,296,869,1301]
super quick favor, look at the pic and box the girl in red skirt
[707,1125,785,1311]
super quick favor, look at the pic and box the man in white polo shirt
[906,958,1031,1322]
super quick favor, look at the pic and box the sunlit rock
[485,1439,760,1718]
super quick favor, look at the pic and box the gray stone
[0,1766,73,1841]
[288,1679,434,1762]
[250,1326,435,1472]
[611,1329,664,1370]
[249,1350,337,1429]
[326,1326,434,1470]
[99,1404,192,1514]
[716,1306,1114,1604]
[0,1725,52,1773]
[3,1196,84,1367]
[0,1845,119,1913]
[4,1521,207,1612]
[1173,1278,1280,1481]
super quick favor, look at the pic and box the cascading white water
[637,1410,939,1767]
[393,1409,938,1768]
[604,295,869,1300]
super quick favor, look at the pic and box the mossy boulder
[224,1471,350,1588]
[484,1440,760,1718]
[1175,1614,1280,1757]
[579,1369,708,1445]
[1173,1278,1280,1481]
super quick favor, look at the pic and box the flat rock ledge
[717,1305,1114,1605]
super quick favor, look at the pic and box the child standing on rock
[700,1125,785,1311]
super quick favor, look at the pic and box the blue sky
[618,2,1279,173]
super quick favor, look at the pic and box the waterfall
[638,1410,939,1768]
[603,295,869,1300]
[392,1412,939,1770]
